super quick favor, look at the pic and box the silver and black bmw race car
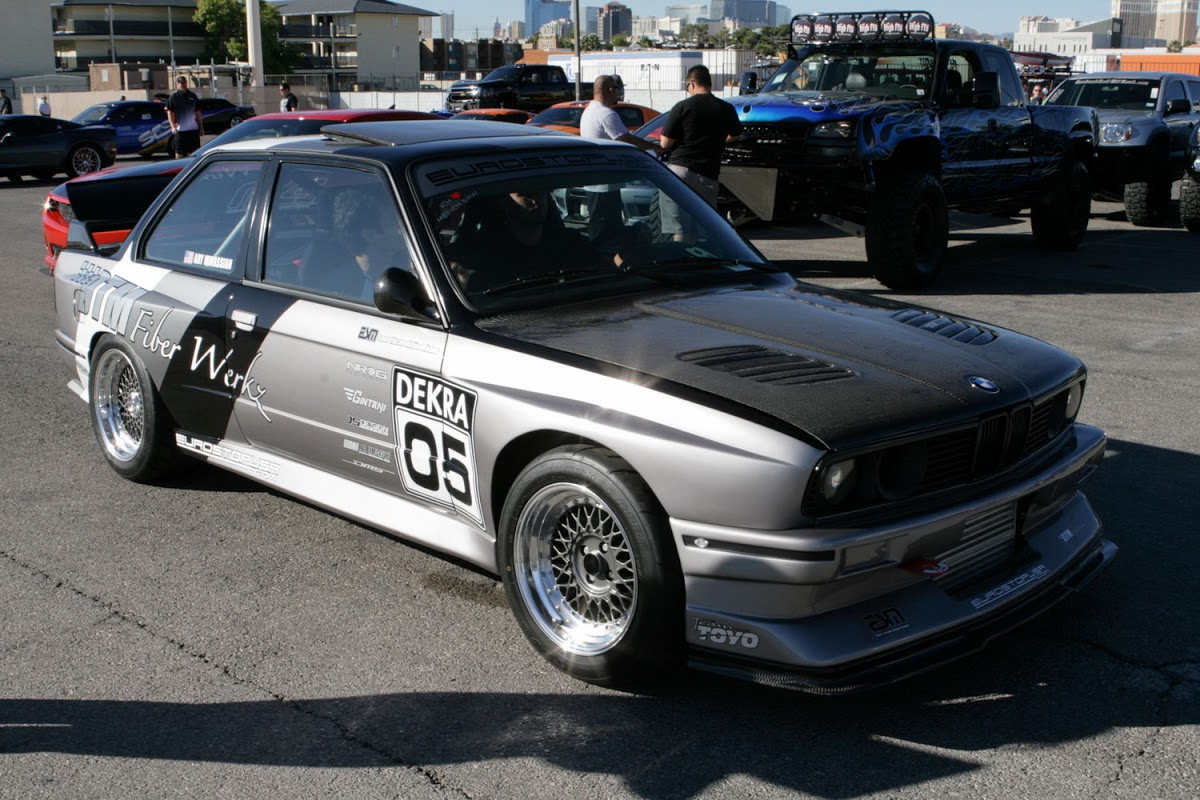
[52,121,1116,692]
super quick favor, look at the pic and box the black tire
[1031,160,1091,251]
[865,171,949,290]
[66,144,104,178]
[1180,175,1200,233]
[229,115,244,126]
[89,336,181,483]
[33,169,57,181]
[498,444,683,687]
[6,172,24,183]
[1123,178,1171,226]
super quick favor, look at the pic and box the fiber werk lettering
[394,368,474,432]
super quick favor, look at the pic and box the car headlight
[812,120,856,139]
[822,458,857,504]
[1064,381,1084,421]
[1100,122,1134,144]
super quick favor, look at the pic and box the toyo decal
[694,619,759,649]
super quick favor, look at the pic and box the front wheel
[1179,175,1200,233]
[1123,178,1171,226]
[498,445,683,687]
[865,171,949,290]
[67,144,104,178]
[1032,160,1091,251]
[229,115,244,127]
[89,337,181,483]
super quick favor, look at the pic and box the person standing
[37,95,52,117]
[166,76,203,158]
[279,82,298,112]
[0,89,12,115]
[580,75,661,153]
[659,65,742,208]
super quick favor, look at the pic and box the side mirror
[972,71,1000,110]
[1166,98,1190,115]
[739,71,759,95]
[374,267,436,321]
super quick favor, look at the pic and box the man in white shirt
[580,75,660,153]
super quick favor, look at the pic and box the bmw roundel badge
[968,376,1000,393]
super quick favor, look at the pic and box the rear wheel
[498,445,683,687]
[866,171,949,290]
[229,115,244,126]
[67,144,103,178]
[89,337,181,483]
[1179,175,1200,233]
[1032,160,1091,251]
[1123,178,1171,226]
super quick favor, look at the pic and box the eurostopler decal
[393,367,483,526]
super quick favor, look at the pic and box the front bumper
[674,424,1114,692]
[1093,145,1165,191]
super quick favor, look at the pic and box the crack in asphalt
[0,546,473,798]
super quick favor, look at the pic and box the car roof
[203,120,617,165]
[249,108,441,122]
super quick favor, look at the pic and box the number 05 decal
[393,367,483,525]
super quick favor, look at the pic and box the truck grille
[725,124,812,162]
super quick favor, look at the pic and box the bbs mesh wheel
[499,445,682,687]
[67,144,103,178]
[89,336,181,483]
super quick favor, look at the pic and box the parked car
[0,115,117,183]
[54,120,1115,691]
[634,112,668,142]
[1045,71,1200,226]
[196,97,257,134]
[41,109,440,269]
[528,101,658,134]
[451,108,534,124]
[446,65,623,113]
[72,100,172,156]
[1180,122,1200,232]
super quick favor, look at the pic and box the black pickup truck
[446,65,620,114]
[725,11,1098,289]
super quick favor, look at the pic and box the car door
[518,68,548,109]
[224,159,481,523]
[0,117,63,170]
[1161,78,1198,175]
[938,49,1032,201]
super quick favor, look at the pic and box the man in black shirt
[166,76,204,158]
[660,65,742,208]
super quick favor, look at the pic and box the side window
[262,162,410,304]
[142,160,263,274]
[1188,80,1200,112]
[523,70,543,86]
[980,50,1024,107]
[1163,79,1187,110]
[549,70,565,85]
[945,53,977,97]
[618,107,645,128]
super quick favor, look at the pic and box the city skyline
[441,0,1115,39]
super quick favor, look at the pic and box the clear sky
[442,1,1114,41]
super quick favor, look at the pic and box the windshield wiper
[618,256,775,274]
[481,268,616,296]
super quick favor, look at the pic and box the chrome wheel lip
[513,482,638,656]
[93,348,143,462]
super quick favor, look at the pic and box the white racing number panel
[393,366,483,526]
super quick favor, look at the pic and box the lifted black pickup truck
[446,65,620,114]
[725,11,1098,289]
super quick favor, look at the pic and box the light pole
[640,62,659,109]
[105,5,116,63]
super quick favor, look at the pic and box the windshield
[482,66,521,82]
[530,107,583,126]
[195,117,326,155]
[762,46,936,99]
[415,148,775,312]
[73,105,112,125]
[1045,78,1160,111]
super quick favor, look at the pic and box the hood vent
[678,345,853,385]
[891,309,997,345]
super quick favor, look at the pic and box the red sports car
[42,109,440,270]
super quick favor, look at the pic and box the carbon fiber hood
[477,283,1083,449]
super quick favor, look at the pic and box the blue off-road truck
[724,11,1099,289]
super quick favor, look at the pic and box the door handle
[231,309,257,332]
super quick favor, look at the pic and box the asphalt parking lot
[0,166,1197,799]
